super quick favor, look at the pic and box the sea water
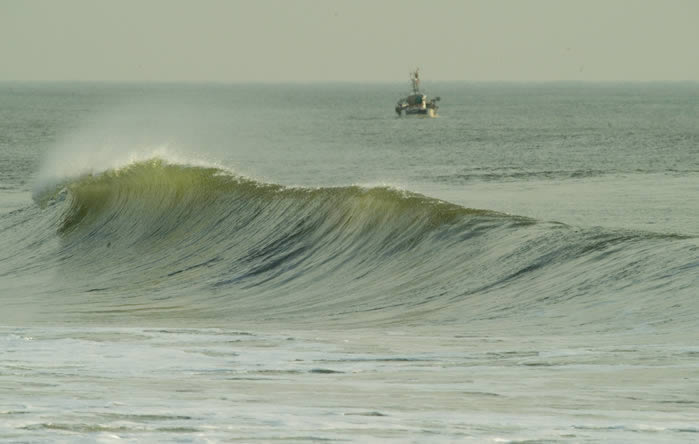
[0,82,697,442]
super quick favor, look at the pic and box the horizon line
[2,79,698,85]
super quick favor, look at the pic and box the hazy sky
[2,0,698,82]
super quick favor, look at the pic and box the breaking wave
[1,159,696,330]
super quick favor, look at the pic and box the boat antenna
[411,68,420,94]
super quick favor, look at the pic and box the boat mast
[411,68,420,94]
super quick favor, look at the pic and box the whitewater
[0,82,697,442]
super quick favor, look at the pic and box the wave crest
[56,158,512,235]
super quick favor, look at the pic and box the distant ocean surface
[1,82,697,442]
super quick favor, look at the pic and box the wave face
[3,159,696,330]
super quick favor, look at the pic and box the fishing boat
[395,69,440,117]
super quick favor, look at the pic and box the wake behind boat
[395,69,440,117]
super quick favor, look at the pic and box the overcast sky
[1,0,698,82]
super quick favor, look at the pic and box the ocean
[0,82,697,442]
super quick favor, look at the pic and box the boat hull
[397,107,437,117]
